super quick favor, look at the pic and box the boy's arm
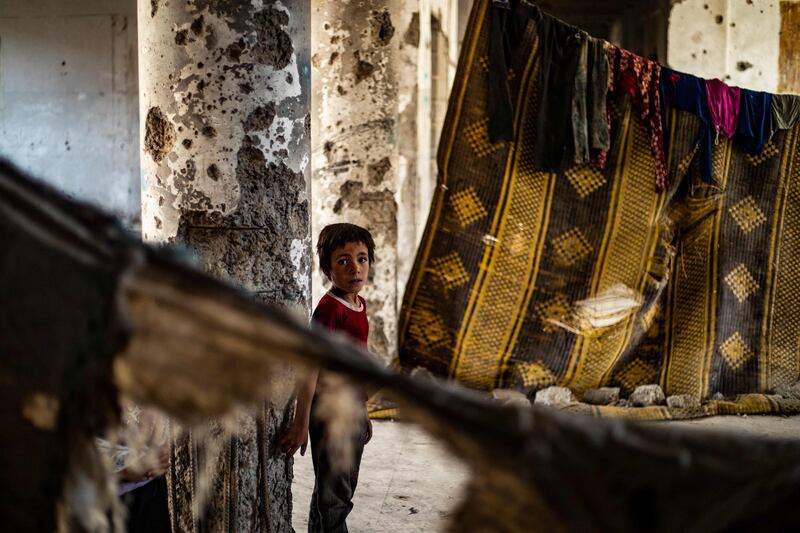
[279,368,318,457]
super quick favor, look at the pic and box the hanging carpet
[397,0,800,419]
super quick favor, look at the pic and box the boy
[280,223,375,533]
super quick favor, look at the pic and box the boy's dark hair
[317,223,375,278]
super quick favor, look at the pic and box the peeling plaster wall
[138,0,310,530]
[0,0,140,229]
[668,0,781,92]
[138,0,311,303]
[311,0,411,362]
[311,0,459,364]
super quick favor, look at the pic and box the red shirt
[312,292,369,346]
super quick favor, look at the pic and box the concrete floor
[291,414,800,532]
[667,412,800,438]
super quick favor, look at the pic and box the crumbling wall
[137,0,311,530]
[668,0,780,92]
[0,0,140,229]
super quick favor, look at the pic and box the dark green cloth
[770,93,800,139]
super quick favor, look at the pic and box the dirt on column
[138,0,311,531]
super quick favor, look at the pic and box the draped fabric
[0,160,127,532]
[398,0,800,419]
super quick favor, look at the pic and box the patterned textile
[398,0,800,420]
[607,45,668,190]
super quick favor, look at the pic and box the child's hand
[279,419,309,457]
[119,445,170,482]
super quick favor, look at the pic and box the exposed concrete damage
[144,107,176,163]
[4,161,800,532]
[137,0,310,530]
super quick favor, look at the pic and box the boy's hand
[279,419,309,457]
[119,445,171,482]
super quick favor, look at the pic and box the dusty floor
[292,420,469,532]
[291,414,800,532]
[667,412,800,438]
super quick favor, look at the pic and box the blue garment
[733,89,772,155]
[660,67,713,183]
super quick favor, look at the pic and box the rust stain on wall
[779,1,800,93]
[144,107,175,163]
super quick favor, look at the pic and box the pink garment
[704,78,741,139]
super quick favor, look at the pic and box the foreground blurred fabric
[5,153,800,532]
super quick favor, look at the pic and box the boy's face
[328,241,370,296]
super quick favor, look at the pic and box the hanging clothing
[571,35,590,164]
[487,1,514,143]
[588,38,611,154]
[660,67,714,183]
[704,78,741,139]
[534,13,582,172]
[607,45,668,190]
[591,40,614,170]
[770,94,800,139]
[733,89,772,155]
[573,37,610,167]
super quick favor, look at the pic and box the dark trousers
[122,476,171,533]
[307,408,367,533]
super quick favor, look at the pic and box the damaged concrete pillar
[311,0,422,362]
[137,0,310,530]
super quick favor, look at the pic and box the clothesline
[489,2,800,191]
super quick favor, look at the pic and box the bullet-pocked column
[138,1,310,531]
[311,0,418,363]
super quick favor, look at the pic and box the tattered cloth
[397,0,800,420]
[6,151,800,532]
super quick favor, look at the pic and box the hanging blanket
[397,0,800,419]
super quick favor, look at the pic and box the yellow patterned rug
[394,0,800,420]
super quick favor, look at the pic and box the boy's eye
[358,257,368,264]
